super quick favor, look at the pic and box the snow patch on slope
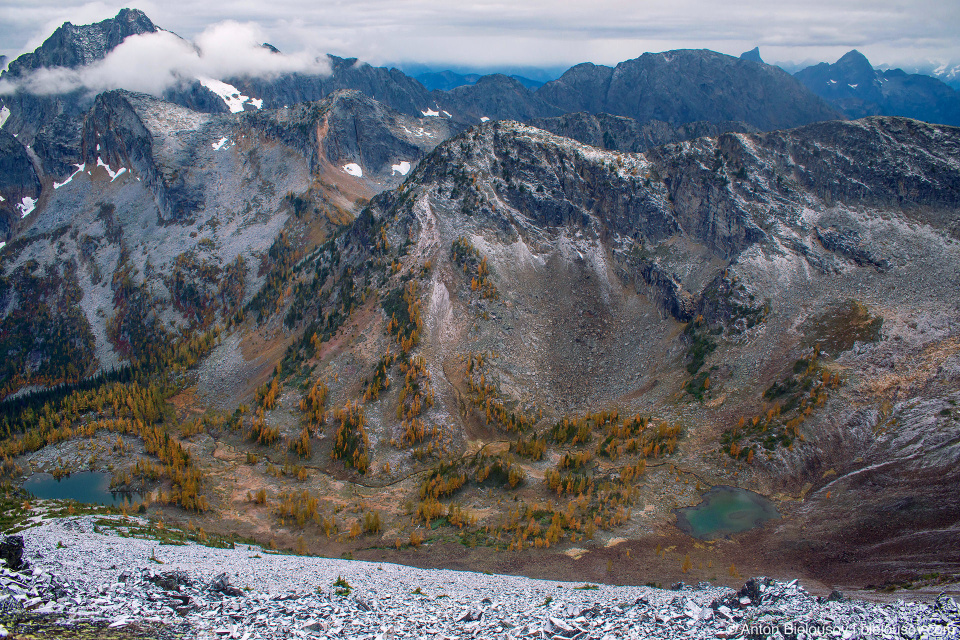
[391,161,411,176]
[96,157,125,181]
[54,164,85,189]
[342,163,363,177]
[0,106,9,128]
[212,137,230,151]
[17,197,36,218]
[199,78,262,114]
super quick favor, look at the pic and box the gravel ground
[1,516,958,639]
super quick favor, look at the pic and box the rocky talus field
[0,518,958,639]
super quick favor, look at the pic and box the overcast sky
[1,0,958,73]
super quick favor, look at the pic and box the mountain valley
[0,9,958,604]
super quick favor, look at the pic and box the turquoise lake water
[674,485,780,540]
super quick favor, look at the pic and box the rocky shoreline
[0,517,955,639]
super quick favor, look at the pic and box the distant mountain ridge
[3,9,959,246]
[535,50,841,131]
[415,70,545,92]
[0,10,843,135]
[0,8,857,242]
[794,49,960,126]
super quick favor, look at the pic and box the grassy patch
[721,354,842,460]
[800,299,883,356]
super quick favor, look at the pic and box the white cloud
[1,18,330,97]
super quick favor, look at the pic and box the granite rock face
[529,112,759,153]
[0,130,41,236]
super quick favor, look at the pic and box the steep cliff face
[0,130,41,238]
[0,9,161,172]
[529,112,759,153]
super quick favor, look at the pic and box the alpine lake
[23,471,143,507]
[674,485,780,540]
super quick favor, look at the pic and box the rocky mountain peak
[739,47,764,64]
[3,8,158,79]
[795,50,960,125]
[832,49,878,87]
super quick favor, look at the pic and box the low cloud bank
[0,21,330,96]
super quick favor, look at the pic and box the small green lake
[23,471,142,506]
[674,485,780,540]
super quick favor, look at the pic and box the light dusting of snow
[17,196,36,218]
[480,116,490,123]
[0,106,9,128]
[400,125,436,139]
[421,108,440,117]
[212,137,229,151]
[53,163,85,189]
[342,163,363,177]
[199,78,261,114]
[391,161,411,176]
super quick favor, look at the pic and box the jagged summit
[739,47,763,64]
[3,8,157,79]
